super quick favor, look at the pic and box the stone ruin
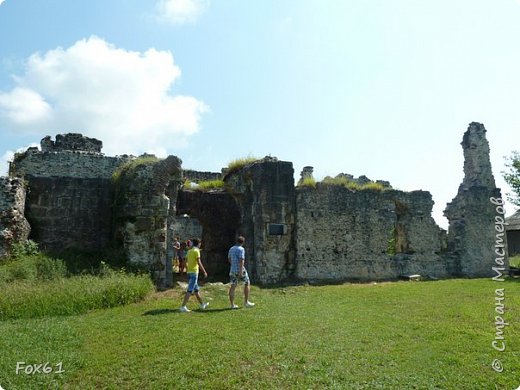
[0,123,506,286]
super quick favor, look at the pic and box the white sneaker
[179,306,191,313]
[230,304,239,309]
[200,302,209,310]
[245,301,255,308]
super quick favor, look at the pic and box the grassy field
[0,278,519,389]
[510,255,520,268]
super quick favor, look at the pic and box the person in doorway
[177,238,187,275]
[179,238,209,312]
[173,236,181,273]
[228,236,255,309]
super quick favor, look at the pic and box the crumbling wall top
[41,133,103,154]
[461,122,495,189]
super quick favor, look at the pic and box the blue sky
[1,0,520,228]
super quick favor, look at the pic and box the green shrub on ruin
[196,179,225,191]
[298,176,317,188]
[111,155,160,183]
[321,176,386,191]
[226,156,260,175]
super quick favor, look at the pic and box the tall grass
[321,176,387,191]
[184,179,225,192]
[226,156,260,175]
[0,272,154,320]
[510,255,520,267]
[298,176,317,188]
[0,253,67,284]
[0,247,154,320]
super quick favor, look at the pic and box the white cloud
[0,36,208,157]
[155,0,209,25]
[0,0,5,6]
[0,150,13,176]
[0,143,39,176]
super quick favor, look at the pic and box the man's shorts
[229,269,250,286]
[187,272,200,293]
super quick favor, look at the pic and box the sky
[1,0,520,229]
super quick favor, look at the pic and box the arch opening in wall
[174,189,242,281]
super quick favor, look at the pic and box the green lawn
[0,279,519,389]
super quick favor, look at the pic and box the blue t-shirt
[228,245,245,274]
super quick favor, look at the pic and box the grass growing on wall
[111,155,160,183]
[184,179,225,192]
[226,156,260,175]
[510,255,520,267]
[321,176,387,191]
[298,176,317,188]
[0,279,518,389]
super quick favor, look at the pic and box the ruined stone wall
[0,177,30,257]
[24,176,113,251]
[169,216,203,242]
[112,156,182,287]
[444,122,503,277]
[295,185,447,282]
[10,147,131,179]
[225,158,296,284]
[8,134,132,252]
[183,169,221,183]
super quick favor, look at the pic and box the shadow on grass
[143,307,234,316]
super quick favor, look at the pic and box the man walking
[228,236,255,309]
[179,238,209,312]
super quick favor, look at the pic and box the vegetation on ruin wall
[1,279,518,389]
[321,176,388,191]
[226,156,261,175]
[298,176,317,188]
[0,241,154,320]
[297,175,389,191]
[510,255,520,268]
[184,179,225,192]
[111,155,160,183]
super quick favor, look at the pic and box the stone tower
[444,122,503,277]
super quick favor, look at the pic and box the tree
[503,151,520,207]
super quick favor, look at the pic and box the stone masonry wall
[24,176,113,251]
[225,157,296,284]
[8,134,132,252]
[295,185,447,282]
[10,147,131,179]
[113,156,182,287]
[444,122,503,277]
[0,177,30,257]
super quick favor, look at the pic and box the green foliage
[0,273,154,320]
[10,239,39,259]
[321,176,387,191]
[1,279,519,389]
[0,246,152,320]
[0,253,67,284]
[112,155,160,183]
[387,228,397,255]
[226,156,260,175]
[509,255,520,268]
[183,179,225,192]
[298,176,317,188]
[503,151,520,207]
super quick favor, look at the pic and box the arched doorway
[174,189,242,281]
